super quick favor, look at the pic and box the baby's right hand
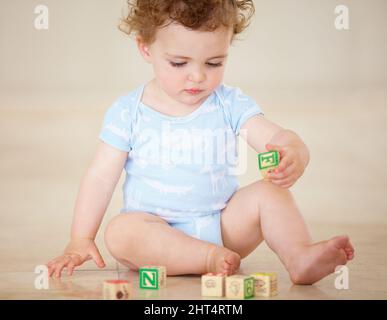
[46,238,105,278]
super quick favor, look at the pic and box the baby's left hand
[264,143,308,188]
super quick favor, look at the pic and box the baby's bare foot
[288,235,355,285]
[205,245,241,276]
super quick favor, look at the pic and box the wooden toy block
[139,266,166,289]
[257,150,280,179]
[251,272,278,297]
[225,275,254,299]
[103,280,131,300]
[201,272,226,297]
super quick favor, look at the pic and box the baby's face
[138,22,233,107]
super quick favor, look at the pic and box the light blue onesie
[99,83,264,247]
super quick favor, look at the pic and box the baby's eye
[169,61,187,68]
[206,62,223,68]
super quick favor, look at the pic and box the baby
[47,0,354,285]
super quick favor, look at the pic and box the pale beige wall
[0,0,386,92]
[0,0,386,225]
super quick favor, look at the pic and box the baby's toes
[222,260,231,271]
[224,260,239,276]
[348,245,355,257]
[344,241,355,258]
[332,235,350,250]
[344,248,354,260]
[224,253,241,273]
[349,242,354,250]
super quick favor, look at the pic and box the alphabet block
[251,272,278,297]
[225,275,254,299]
[201,272,226,297]
[103,280,131,300]
[139,266,167,289]
[257,150,280,179]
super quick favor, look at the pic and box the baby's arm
[240,115,310,188]
[46,141,128,277]
[72,141,128,239]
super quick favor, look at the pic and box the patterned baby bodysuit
[99,82,264,220]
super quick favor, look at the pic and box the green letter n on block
[258,151,279,170]
[140,268,159,289]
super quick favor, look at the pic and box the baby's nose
[189,68,206,83]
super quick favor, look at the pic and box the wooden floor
[0,87,386,299]
[0,223,386,300]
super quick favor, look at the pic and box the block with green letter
[139,266,166,290]
[225,275,254,299]
[257,150,280,179]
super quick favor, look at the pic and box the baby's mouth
[185,89,204,95]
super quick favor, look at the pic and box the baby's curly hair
[119,0,255,44]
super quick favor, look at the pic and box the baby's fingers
[48,264,58,278]
[66,261,76,276]
[46,255,64,267]
[66,255,83,276]
[274,157,293,174]
[46,258,63,277]
[52,257,71,278]
[270,174,296,189]
[267,162,295,180]
[54,262,67,278]
[90,248,105,269]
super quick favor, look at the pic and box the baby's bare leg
[222,180,312,261]
[104,212,240,276]
[221,180,355,284]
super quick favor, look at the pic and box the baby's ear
[136,36,152,62]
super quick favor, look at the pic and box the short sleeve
[99,96,133,152]
[220,85,264,135]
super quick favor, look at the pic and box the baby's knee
[253,179,292,198]
[105,216,124,255]
[104,212,167,259]
[104,213,142,255]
